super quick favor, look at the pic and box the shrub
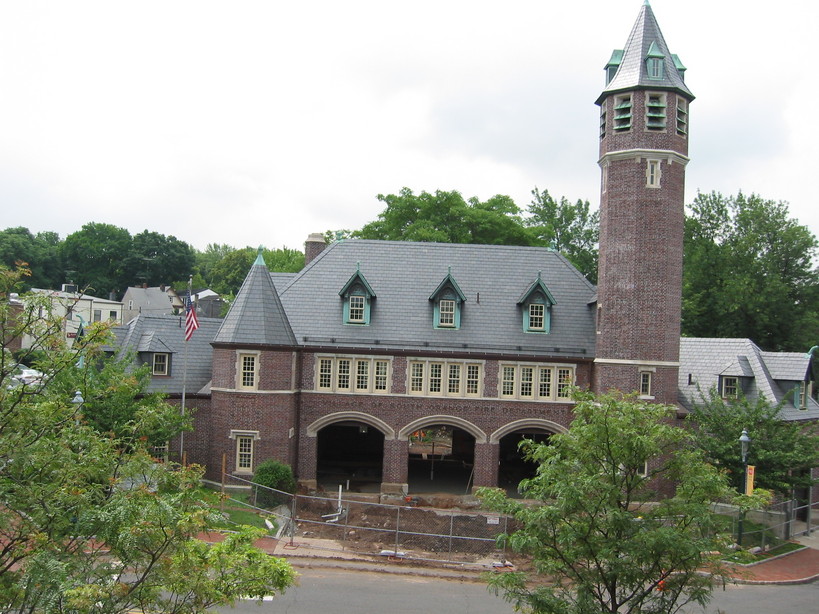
[253,460,296,508]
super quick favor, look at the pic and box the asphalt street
[227,568,819,614]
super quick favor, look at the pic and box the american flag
[185,293,199,341]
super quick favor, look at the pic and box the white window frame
[408,359,483,398]
[500,363,575,401]
[237,352,259,390]
[639,370,653,398]
[152,353,169,376]
[315,355,391,394]
[438,299,456,327]
[348,295,365,323]
[528,304,545,331]
[646,159,662,188]
[229,430,260,474]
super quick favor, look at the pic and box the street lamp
[71,390,84,425]
[738,429,751,547]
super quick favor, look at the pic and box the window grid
[501,365,574,401]
[408,360,482,397]
[349,295,365,322]
[152,353,168,376]
[722,377,738,399]
[317,356,391,394]
[438,300,455,327]
[236,436,253,471]
[529,304,545,330]
[240,355,256,389]
[640,371,652,396]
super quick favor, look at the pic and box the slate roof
[274,240,598,359]
[213,252,296,347]
[678,338,819,421]
[112,314,222,395]
[596,1,693,103]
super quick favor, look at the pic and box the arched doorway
[492,419,567,496]
[316,421,385,493]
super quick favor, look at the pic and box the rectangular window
[236,436,254,471]
[528,304,545,330]
[316,356,391,393]
[318,358,333,389]
[438,300,455,327]
[520,366,534,398]
[239,354,257,389]
[355,359,370,391]
[374,361,389,391]
[646,159,662,188]
[640,371,652,396]
[408,360,482,397]
[448,364,461,394]
[557,368,573,400]
[349,295,365,322]
[613,94,632,131]
[722,376,739,399]
[152,353,169,376]
[500,364,575,401]
[599,104,607,139]
[539,368,552,398]
[429,362,443,393]
[410,362,425,393]
[336,359,351,391]
[93,309,102,322]
[466,364,480,396]
[676,96,688,136]
[501,366,516,397]
[645,92,666,131]
[109,310,117,320]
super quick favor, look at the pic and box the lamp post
[71,390,84,425]
[738,429,750,547]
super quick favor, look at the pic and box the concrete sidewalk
[199,531,819,585]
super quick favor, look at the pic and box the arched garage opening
[316,421,385,494]
[401,416,485,495]
[493,419,566,496]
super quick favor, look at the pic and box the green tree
[193,243,236,288]
[524,187,600,282]
[123,231,196,287]
[0,227,63,290]
[0,265,295,613]
[688,391,819,497]
[355,187,535,246]
[479,391,730,614]
[683,192,819,351]
[61,222,133,297]
[208,247,304,295]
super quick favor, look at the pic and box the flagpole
[180,276,191,461]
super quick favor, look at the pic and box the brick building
[112,3,817,497]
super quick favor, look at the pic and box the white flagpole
[180,276,192,461]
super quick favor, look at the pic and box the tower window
[647,57,664,79]
[646,159,662,188]
[676,97,688,136]
[613,95,632,132]
[600,104,607,139]
[645,93,666,131]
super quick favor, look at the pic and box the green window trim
[518,273,556,333]
[339,266,376,326]
[429,270,466,330]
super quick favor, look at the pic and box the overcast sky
[2,1,816,253]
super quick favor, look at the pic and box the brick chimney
[304,232,327,265]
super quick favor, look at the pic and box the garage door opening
[407,426,475,494]
[316,422,384,493]
[498,430,552,496]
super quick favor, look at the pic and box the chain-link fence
[220,474,512,565]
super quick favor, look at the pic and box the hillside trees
[479,391,730,614]
[683,192,819,351]
[0,227,63,290]
[0,265,295,612]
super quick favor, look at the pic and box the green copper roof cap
[253,247,266,266]
[596,1,694,104]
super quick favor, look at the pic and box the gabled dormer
[339,264,376,325]
[518,272,556,333]
[429,268,466,330]
[645,41,665,80]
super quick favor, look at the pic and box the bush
[253,460,296,508]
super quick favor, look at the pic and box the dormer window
[721,376,739,399]
[152,353,169,376]
[518,273,556,334]
[430,269,466,330]
[645,42,665,80]
[339,265,376,326]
